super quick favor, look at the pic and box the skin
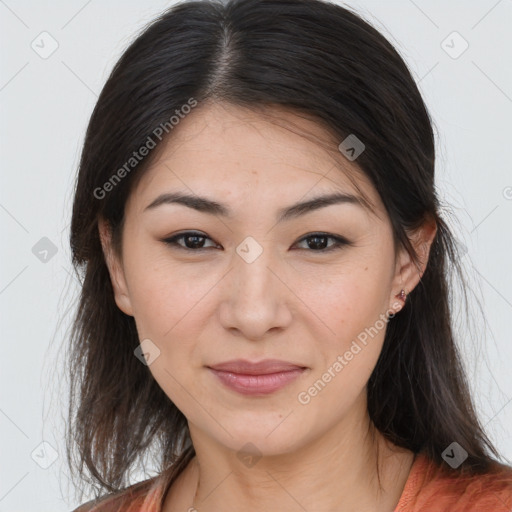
[99,101,437,512]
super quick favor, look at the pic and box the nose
[217,243,293,341]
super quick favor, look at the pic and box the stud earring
[396,289,407,303]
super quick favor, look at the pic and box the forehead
[126,102,384,218]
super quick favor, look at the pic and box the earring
[396,289,407,303]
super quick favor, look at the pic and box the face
[100,102,422,457]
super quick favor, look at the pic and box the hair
[66,0,504,501]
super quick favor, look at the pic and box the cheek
[295,262,391,391]
[297,258,391,338]
[124,254,218,340]
[125,261,214,414]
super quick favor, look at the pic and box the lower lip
[208,368,305,396]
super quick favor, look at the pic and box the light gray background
[1,1,511,510]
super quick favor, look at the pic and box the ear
[389,215,437,313]
[98,216,134,316]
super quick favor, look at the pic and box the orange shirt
[395,453,512,511]
[73,452,512,511]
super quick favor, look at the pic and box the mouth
[207,359,308,396]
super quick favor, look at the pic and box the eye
[162,231,350,252]
[293,232,350,252]
[163,231,220,250]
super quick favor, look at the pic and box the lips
[208,359,306,375]
[207,359,307,395]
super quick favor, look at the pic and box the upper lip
[208,359,307,375]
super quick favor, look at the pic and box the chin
[199,413,311,458]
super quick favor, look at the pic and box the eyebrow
[143,191,364,222]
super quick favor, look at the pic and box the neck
[184,405,414,512]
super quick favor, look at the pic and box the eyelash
[162,231,351,253]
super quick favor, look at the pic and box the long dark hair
[66,0,502,500]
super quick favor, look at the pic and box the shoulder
[71,472,167,512]
[396,453,512,512]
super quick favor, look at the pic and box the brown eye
[294,233,350,252]
[163,231,219,250]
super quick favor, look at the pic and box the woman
[67,0,512,510]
